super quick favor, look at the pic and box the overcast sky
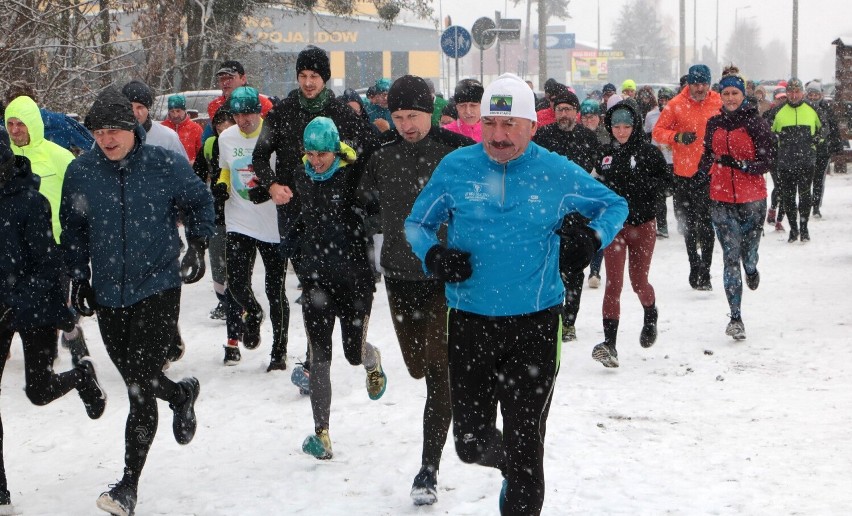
[436,0,852,82]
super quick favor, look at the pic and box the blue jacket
[60,126,215,308]
[405,142,628,317]
[41,108,95,152]
[0,156,71,330]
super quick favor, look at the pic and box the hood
[5,96,45,148]
[1,155,40,195]
[603,101,644,146]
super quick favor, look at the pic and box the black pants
[812,154,830,213]
[0,325,81,492]
[303,279,373,430]
[673,175,715,275]
[447,306,560,516]
[97,288,183,486]
[655,164,674,232]
[778,165,814,232]
[561,270,585,326]
[385,278,451,470]
[226,232,287,359]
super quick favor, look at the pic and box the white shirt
[217,122,279,243]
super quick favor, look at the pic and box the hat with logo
[229,86,261,114]
[217,60,245,76]
[168,94,186,110]
[480,73,537,121]
[388,75,434,114]
[303,116,341,153]
[296,46,331,83]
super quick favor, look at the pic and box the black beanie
[296,46,331,83]
[85,86,137,131]
[453,79,484,104]
[551,90,580,110]
[388,75,434,114]
[121,80,154,109]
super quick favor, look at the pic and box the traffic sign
[441,26,472,59]
[533,33,576,50]
[471,17,497,50]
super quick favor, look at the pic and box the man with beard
[533,89,603,341]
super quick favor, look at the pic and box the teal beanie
[611,108,634,126]
[229,86,261,114]
[303,117,341,152]
[168,94,186,110]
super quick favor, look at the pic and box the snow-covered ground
[4,171,852,515]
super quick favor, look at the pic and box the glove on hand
[211,181,230,204]
[180,238,208,284]
[248,186,272,204]
[716,155,745,170]
[674,132,697,145]
[557,225,602,274]
[425,245,472,283]
[71,279,97,317]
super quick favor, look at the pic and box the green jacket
[771,102,822,169]
[5,96,75,242]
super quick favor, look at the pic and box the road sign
[533,33,576,50]
[441,26,472,59]
[497,19,522,42]
[471,17,497,50]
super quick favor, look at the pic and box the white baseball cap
[480,73,537,122]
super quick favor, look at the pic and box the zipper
[724,127,737,203]
[119,166,127,305]
[501,163,507,208]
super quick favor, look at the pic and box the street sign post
[471,17,497,83]
[441,26,472,88]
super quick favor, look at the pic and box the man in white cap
[405,73,628,515]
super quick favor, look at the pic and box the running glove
[425,245,472,283]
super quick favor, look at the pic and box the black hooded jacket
[599,103,668,226]
[1,156,71,330]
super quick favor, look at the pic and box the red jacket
[698,103,775,204]
[161,117,203,164]
[652,86,722,177]
[536,107,555,127]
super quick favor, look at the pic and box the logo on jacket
[601,155,613,171]
[464,182,489,202]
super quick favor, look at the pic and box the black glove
[425,245,472,283]
[674,132,697,145]
[557,225,601,274]
[248,186,272,204]
[716,155,745,170]
[71,279,97,317]
[0,302,11,328]
[180,238,208,284]
[211,181,230,204]
[58,308,76,333]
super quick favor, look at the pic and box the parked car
[151,89,221,127]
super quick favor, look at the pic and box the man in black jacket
[533,90,602,342]
[252,45,380,392]
[359,75,474,506]
[806,80,844,217]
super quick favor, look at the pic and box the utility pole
[679,0,686,77]
[792,0,799,77]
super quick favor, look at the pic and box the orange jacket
[161,117,203,164]
[652,87,722,177]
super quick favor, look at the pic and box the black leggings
[385,278,451,470]
[97,288,183,486]
[447,306,560,516]
[226,232,287,357]
[778,165,814,231]
[303,279,373,430]
[0,325,81,492]
[673,175,715,272]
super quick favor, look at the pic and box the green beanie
[303,116,341,152]
[168,94,186,110]
[229,86,261,114]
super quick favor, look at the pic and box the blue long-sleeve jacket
[41,108,95,152]
[60,126,214,308]
[405,142,628,317]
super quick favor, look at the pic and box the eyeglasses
[554,106,577,113]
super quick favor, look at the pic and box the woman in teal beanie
[294,116,388,460]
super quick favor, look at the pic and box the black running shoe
[745,270,760,290]
[223,345,241,366]
[170,377,200,445]
[592,342,619,368]
[208,301,226,320]
[96,480,137,516]
[77,357,107,419]
[410,465,438,506]
[242,310,264,350]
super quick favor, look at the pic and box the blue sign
[533,33,576,50]
[441,26,472,59]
